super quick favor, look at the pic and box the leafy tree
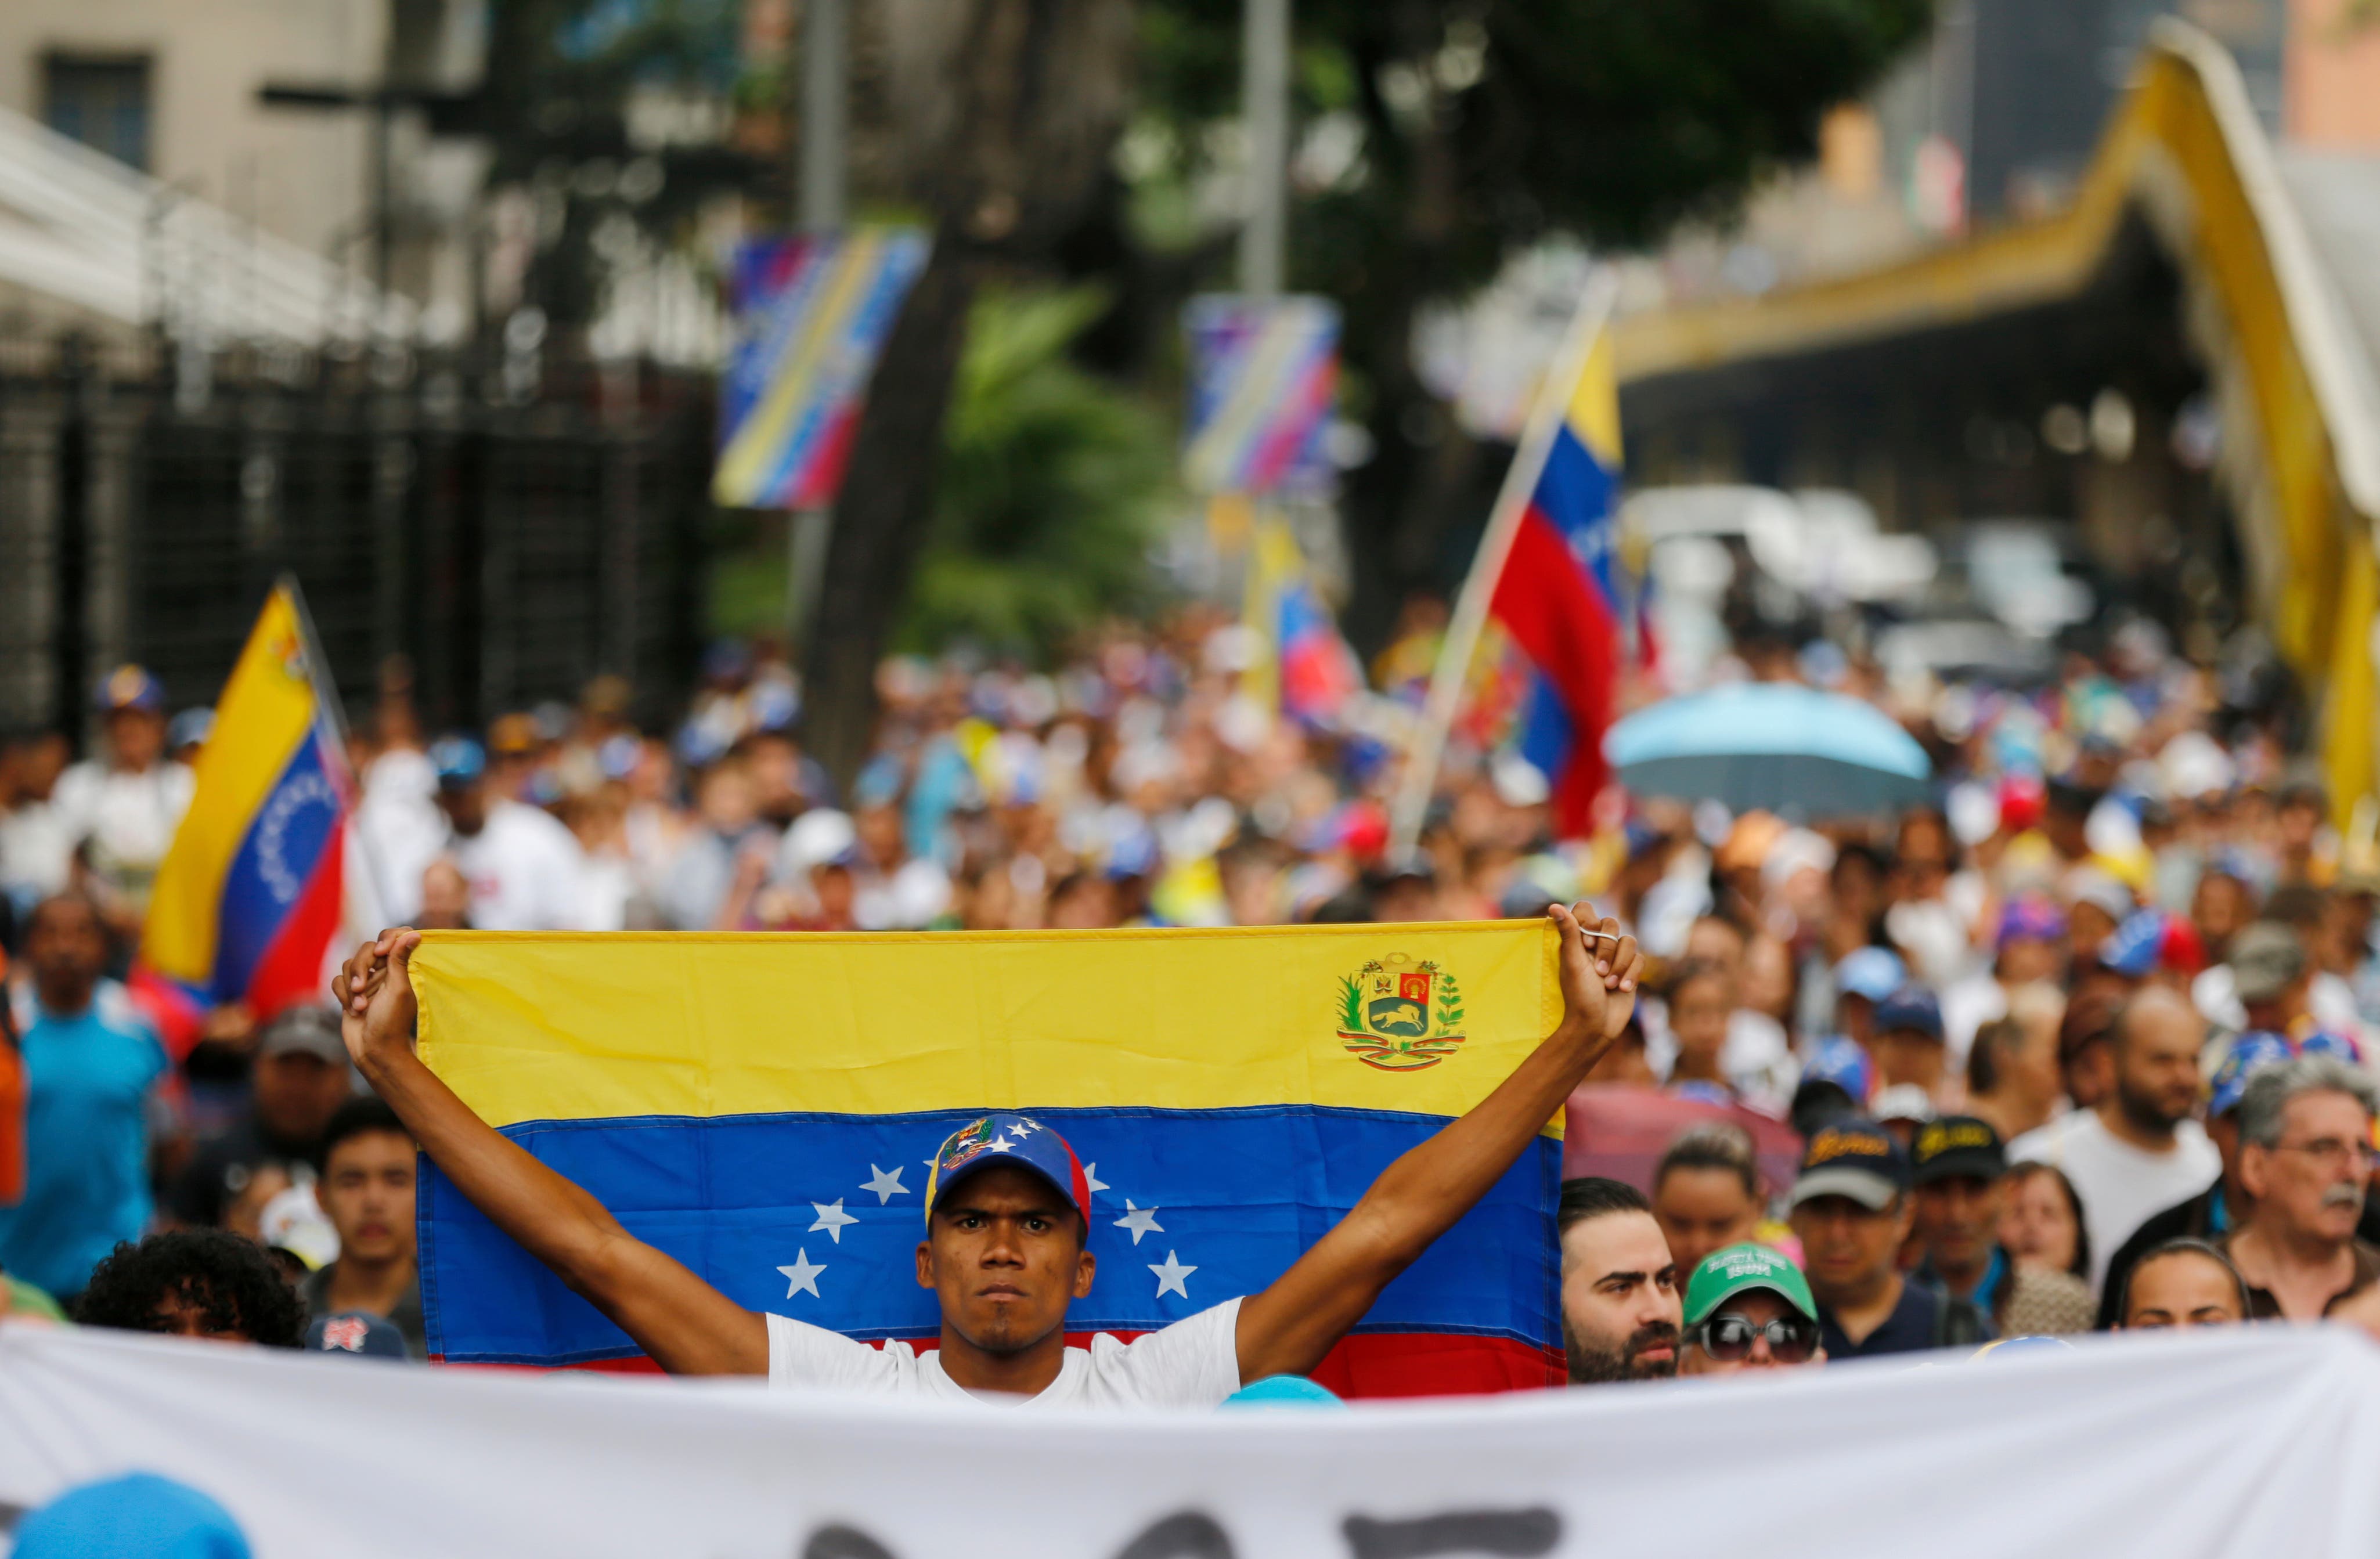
[899,288,1175,661]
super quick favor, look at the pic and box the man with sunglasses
[2219,1056,2380,1320]
[1679,1243,1824,1374]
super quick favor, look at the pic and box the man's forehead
[1563,1209,1669,1272]
[937,1163,1066,1211]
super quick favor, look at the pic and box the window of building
[43,54,153,172]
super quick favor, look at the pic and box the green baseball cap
[1683,1242,1819,1327]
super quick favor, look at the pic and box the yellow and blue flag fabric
[412,921,1568,1396]
[141,584,350,1022]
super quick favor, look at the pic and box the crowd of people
[2,598,2378,1399]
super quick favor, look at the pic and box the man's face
[917,1165,1093,1356]
[1652,1168,1760,1282]
[107,708,166,771]
[2242,1091,2373,1246]
[1870,1027,1943,1090]
[1999,935,2064,987]
[252,1050,352,1144]
[1558,1210,1681,1384]
[1668,978,1731,1067]
[2064,1036,2115,1112]
[435,782,488,836]
[1788,1193,1908,1304]
[1913,1174,2003,1273]
[1681,1289,1823,1376]
[2122,1251,2244,1329]
[26,898,107,1004]
[322,1129,418,1266]
[2112,1001,2204,1135]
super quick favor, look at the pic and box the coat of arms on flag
[1335,954,1467,1071]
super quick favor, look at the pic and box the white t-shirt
[50,759,194,900]
[452,800,596,931]
[765,1298,1244,1409]
[2008,1110,2221,1294]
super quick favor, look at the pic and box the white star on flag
[1114,1201,1163,1246]
[809,1200,858,1243]
[1083,1163,1109,1195]
[777,1249,826,1298]
[861,1164,908,1204]
[1148,1250,1196,1300]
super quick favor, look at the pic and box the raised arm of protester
[1232,902,1638,1380]
[335,904,1638,1401]
[336,932,770,1375]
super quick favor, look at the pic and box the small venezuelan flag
[142,582,352,1022]
[1482,326,1625,836]
[413,922,1568,1397]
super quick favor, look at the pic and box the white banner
[2,1321,2377,1558]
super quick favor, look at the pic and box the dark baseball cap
[305,1310,409,1360]
[1874,984,1943,1040]
[1790,1119,1908,1211]
[1910,1116,2007,1185]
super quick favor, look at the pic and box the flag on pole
[713,228,931,510]
[411,922,1567,1397]
[142,583,354,1021]
[1387,279,1624,854]
[1485,325,1625,834]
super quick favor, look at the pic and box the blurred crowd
[1,597,2378,1382]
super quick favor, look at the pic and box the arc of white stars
[861,1164,908,1204]
[777,1248,826,1298]
[809,1199,857,1243]
[1148,1250,1196,1300]
[1114,1200,1163,1246]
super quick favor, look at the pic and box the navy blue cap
[428,734,485,791]
[1874,984,1943,1040]
[925,1113,1092,1229]
[1791,1119,1909,1211]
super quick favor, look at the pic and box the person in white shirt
[2008,987,2221,1293]
[330,905,1645,1407]
[426,736,598,932]
[49,666,195,929]
[0,728,74,908]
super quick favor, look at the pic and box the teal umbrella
[1604,684,1932,816]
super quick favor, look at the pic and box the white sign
[1,1322,2376,1557]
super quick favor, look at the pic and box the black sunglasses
[1693,1311,1819,1364]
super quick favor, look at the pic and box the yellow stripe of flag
[413,922,1564,1132]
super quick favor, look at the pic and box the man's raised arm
[1233,904,1640,1383]
[334,930,767,1375]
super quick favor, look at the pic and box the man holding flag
[333,906,1640,1405]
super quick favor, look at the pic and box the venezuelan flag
[412,922,1568,1396]
[142,584,351,1022]
[1484,326,1624,836]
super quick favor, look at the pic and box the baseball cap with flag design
[924,1112,1093,1229]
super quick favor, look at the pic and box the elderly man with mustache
[2219,1056,2380,1320]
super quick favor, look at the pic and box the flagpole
[278,572,390,925]
[1386,270,1618,858]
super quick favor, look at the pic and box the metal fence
[0,331,712,742]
